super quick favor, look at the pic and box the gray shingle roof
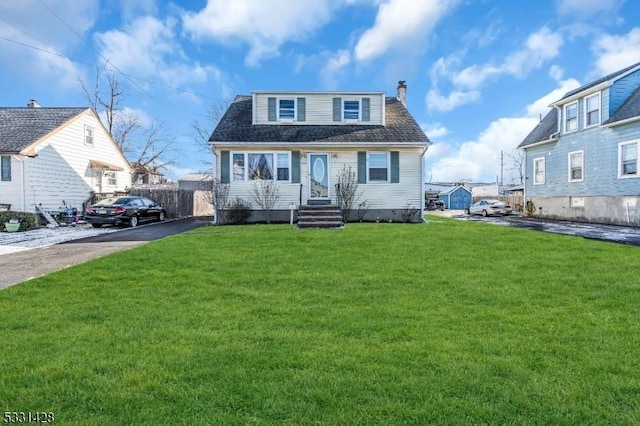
[518,109,558,148]
[560,61,640,101]
[210,95,430,144]
[603,85,640,125]
[0,107,88,153]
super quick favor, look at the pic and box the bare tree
[506,149,525,185]
[191,100,231,172]
[211,178,230,225]
[80,66,176,177]
[251,180,280,224]
[335,165,362,222]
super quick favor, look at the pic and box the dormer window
[278,99,296,120]
[564,102,578,133]
[343,99,360,121]
[585,93,600,127]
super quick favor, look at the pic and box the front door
[308,153,330,202]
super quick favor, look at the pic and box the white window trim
[277,98,296,122]
[367,151,390,183]
[231,152,291,183]
[584,92,601,128]
[564,101,578,134]
[84,125,94,146]
[568,150,584,183]
[342,98,361,122]
[231,152,246,182]
[618,140,639,179]
[104,171,117,186]
[533,157,545,185]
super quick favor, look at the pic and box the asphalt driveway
[448,212,640,246]
[0,217,211,289]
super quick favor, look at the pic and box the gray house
[209,82,431,223]
[518,61,640,226]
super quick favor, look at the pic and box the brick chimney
[396,81,407,106]
[27,99,41,108]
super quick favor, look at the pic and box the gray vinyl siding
[254,93,385,125]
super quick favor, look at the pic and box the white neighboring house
[0,103,131,213]
[209,81,431,222]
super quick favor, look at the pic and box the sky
[1,0,640,184]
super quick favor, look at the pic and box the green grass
[1,217,639,424]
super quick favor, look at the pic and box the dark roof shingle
[0,107,87,153]
[210,96,429,144]
[560,61,640,101]
[518,109,558,148]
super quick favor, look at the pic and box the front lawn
[1,218,639,424]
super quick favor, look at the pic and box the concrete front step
[297,204,344,229]
[298,221,344,229]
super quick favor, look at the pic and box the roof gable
[558,61,640,102]
[604,85,640,126]
[210,95,429,145]
[0,107,88,153]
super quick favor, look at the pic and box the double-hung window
[585,93,600,127]
[368,152,388,182]
[533,157,545,185]
[104,171,117,186]
[343,99,360,121]
[232,152,290,182]
[85,125,94,146]
[1,155,10,181]
[564,102,577,133]
[619,141,638,178]
[232,153,245,181]
[568,150,584,182]
[278,99,295,120]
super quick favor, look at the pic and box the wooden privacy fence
[130,188,213,218]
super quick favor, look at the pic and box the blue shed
[439,186,472,210]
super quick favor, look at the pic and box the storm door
[308,153,330,201]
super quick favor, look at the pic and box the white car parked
[465,199,512,217]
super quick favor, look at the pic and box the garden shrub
[0,211,37,231]
[225,198,252,225]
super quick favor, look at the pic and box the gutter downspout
[210,143,218,225]
[421,144,430,223]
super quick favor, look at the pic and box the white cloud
[426,89,480,112]
[426,83,577,183]
[427,117,538,182]
[95,16,222,90]
[320,50,351,89]
[421,123,449,141]
[526,77,581,116]
[556,0,623,18]
[182,0,336,66]
[453,27,563,90]
[549,65,565,81]
[0,0,98,90]
[354,0,459,62]
[591,28,640,75]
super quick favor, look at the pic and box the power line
[22,0,217,117]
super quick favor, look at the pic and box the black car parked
[84,196,166,228]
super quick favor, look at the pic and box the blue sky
[1,0,640,183]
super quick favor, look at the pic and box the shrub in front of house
[224,198,252,225]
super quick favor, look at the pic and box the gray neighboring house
[0,103,130,213]
[209,82,431,222]
[518,61,640,226]
[178,173,213,191]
